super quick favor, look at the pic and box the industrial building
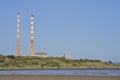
[16,12,70,59]
[35,52,47,58]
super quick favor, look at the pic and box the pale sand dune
[0,75,120,80]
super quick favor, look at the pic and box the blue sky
[0,0,120,62]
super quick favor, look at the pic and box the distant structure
[63,50,67,58]
[35,52,47,58]
[67,49,71,59]
[16,12,20,56]
[30,14,35,56]
[63,49,71,59]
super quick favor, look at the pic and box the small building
[35,52,47,58]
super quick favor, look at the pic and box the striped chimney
[30,14,35,56]
[16,12,20,56]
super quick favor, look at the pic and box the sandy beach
[0,75,120,80]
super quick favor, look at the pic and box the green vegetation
[0,55,119,69]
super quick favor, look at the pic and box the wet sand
[0,75,120,80]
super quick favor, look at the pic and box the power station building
[16,12,69,59]
[35,52,47,58]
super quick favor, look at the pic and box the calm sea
[0,69,120,76]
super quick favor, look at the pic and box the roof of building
[36,52,47,55]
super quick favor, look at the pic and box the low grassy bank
[0,55,119,69]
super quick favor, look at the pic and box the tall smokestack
[30,14,35,56]
[16,12,20,56]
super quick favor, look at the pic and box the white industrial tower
[64,49,71,59]
[67,49,71,60]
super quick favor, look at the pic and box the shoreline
[0,75,120,80]
[0,67,120,70]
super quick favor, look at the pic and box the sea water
[0,68,120,76]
